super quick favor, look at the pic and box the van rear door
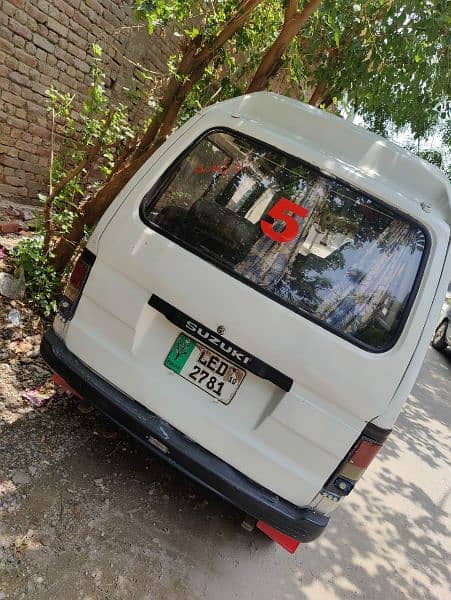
[63,128,428,507]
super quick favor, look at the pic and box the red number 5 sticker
[261,197,309,243]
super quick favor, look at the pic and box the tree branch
[45,112,114,204]
[194,0,264,68]
[134,0,264,161]
[43,106,55,255]
[247,0,323,93]
[284,0,299,22]
[309,79,327,106]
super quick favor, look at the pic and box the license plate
[165,334,245,405]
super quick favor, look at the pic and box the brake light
[310,423,391,514]
[328,423,390,497]
[59,248,95,319]
[349,438,382,469]
[65,258,89,301]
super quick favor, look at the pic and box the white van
[42,93,451,553]
[431,282,451,351]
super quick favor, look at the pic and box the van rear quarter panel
[66,108,449,506]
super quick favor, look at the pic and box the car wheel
[431,320,448,351]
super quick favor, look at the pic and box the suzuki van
[41,93,451,553]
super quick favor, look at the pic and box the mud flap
[257,521,300,554]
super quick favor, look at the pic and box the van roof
[204,92,451,228]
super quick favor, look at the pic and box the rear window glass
[141,131,426,350]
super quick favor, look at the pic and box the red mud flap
[256,521,300,554]
[52,373,83,400]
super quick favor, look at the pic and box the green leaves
[298,0,450,144]
[15,43,137,316]
[92,43,102,57]
[13,237,61,316]
[187,26,200,39]
[134,0,228,40]
[135,0,448,163]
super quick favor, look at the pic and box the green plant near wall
[13,237,61,317]
[14,44,135,316]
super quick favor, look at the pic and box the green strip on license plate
[165,334,197,374]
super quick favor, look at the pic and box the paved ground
[0,347,450,599]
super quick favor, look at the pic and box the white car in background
[431,283,451,351]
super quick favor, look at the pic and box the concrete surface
[0,347,450,599]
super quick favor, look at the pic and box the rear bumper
[41,329,328,542]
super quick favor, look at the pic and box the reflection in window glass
[142,131,426,350]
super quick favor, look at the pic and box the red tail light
[59,248,96,319]
[323,423,391,499]
[349,438,382,469]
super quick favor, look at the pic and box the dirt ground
[0,207,450,599]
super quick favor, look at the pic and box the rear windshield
[141,130,427,351]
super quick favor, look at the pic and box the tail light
[58,248,96,319]
[349,438,383,468]
[310,422,391,515]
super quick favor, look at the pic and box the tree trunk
[308,47,339,107]
[308,80,327,106]
[51,0,264,273]
[43,107,55,255]
[247,0,323,93]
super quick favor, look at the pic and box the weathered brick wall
[0,0,174,205]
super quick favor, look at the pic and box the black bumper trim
[41,330,328,542]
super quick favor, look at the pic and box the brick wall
[0,0,175,205]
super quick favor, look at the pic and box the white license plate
[165,334,245,405]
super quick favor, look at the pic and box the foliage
[418,149,444,170]
[254,0,448,140]
[15,44,135,315]
[404,117,450,179]
[340,0,450,140]
[145,0,450,141]
[13,236,61,317]
[135,0,243,38]
[46,45,134,222]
